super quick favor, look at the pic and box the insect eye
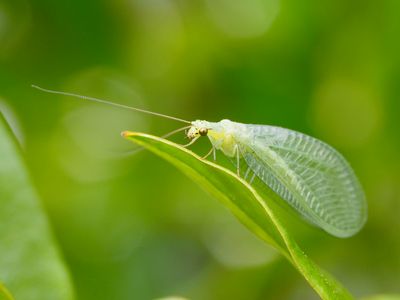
[199,128,208,136]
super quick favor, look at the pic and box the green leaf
[153,297,189,300]
[0,113,74,300]
[362,296,400,300]
[0,282,14,300]
[123,131,354,300]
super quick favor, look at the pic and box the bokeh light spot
[0,0,30,59]
[202,213,276,268]
[0,99,25,147]
[311,79,383,149]
[53,68,148,182]
[124,0,184,78]
[206,0,279,38]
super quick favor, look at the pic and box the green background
[1,0,399,299]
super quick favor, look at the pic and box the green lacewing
[32,85,367,237]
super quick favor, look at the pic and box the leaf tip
[121,131,135,138]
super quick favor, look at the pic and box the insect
[32,85,367,238]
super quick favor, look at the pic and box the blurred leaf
[362,295,400,300]
[0,282,14,300]
[153,297,189,300]
[0,113,74,300]
[123,132,353,300]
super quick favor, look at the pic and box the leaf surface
[123,131,353,300]
[0,113,74,300]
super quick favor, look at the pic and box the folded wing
[238,125,367,237]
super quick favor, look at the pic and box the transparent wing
[237,124,367,237]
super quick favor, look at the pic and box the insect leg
[202,147,214,159]
[181,136,200,148]
[234,144,240,176]
[249,172,257,185]
[121,125,191,156]
[162,125,192,139]
[244,167,251,180]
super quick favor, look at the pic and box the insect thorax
[190,119,239,157]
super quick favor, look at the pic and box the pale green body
[191,119,367,238]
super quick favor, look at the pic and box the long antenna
[31,85,192,124]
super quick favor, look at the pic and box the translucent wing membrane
[237,125,367,237]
